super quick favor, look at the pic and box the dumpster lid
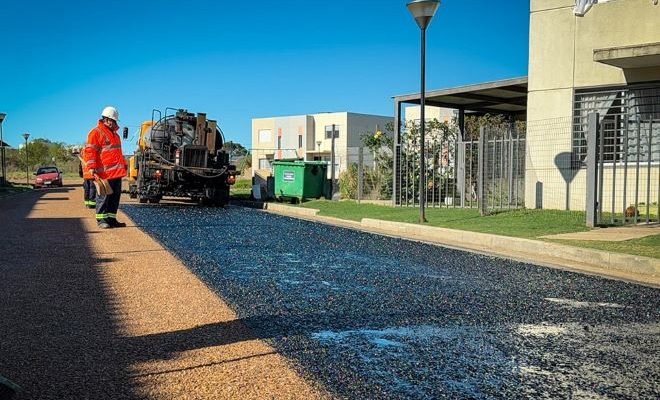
[272,160,328,167]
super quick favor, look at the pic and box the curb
[248,202,660,287]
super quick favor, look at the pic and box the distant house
[251,112,392,181]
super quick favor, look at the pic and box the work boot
[98,221,111,229]
[108,220,127,228]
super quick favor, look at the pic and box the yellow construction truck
[128,108,237,205]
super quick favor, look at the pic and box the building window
[259,129,272,143]
[325,125,340,139]
[258,158,272,169]
[298,134,303,148]
[573,84,660,164]
[277,136,282,149]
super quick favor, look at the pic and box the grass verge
[231,179,252,198]
[297,200,659,259]
[300,200,589,239]
[545,235,660,259]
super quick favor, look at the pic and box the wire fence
[341,147,391,202]
[524,116,585,212]
[477,125,526,214]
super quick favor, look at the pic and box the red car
[33,166,63,188]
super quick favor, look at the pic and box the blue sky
[0,0,529,148]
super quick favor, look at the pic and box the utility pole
[22,133,30,186]
[0,113,6,186]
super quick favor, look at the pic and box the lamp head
[22,133,30,140]
[0,113,6,123]
[407,0,441,30]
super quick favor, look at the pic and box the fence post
[478,126,488,216]
[508,128,514,207]
[586,112,599,228]
[458,140,465,208]
[392,101,401,206]
[357,146,363,203]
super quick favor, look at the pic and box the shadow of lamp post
[554,152,580,211]
[407,0,440,223]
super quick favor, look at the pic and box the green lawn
[300,200,589,239]
[6,171,80,183]
[230,179,252,198]
[298,200,660,259]
[546,234,660,259]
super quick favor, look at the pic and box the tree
[237,156,252,174]
[359,123,395,199]
[223,141,249,158]
[398,118,460,204]
[5,138,78,174]
[464,114,526,140]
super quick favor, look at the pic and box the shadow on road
[0,187,142,399]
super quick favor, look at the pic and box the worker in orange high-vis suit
[79,156,97,208]
[83,106,127,229]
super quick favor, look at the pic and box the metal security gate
[394,125,458,208]
[394,123,526,214]
[583,85,660,226]
[472,126,526,214]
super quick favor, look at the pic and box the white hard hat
[101,106,119,122]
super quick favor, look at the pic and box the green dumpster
[273,160,328,201]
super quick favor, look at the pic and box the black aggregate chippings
[123,205,660,399]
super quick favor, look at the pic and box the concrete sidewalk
[541,224,660,241]
[0,184,328,399]
[253,202,660,288]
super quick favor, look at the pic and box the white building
[251,112,392,181]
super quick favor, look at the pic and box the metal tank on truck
[128,108,237,205]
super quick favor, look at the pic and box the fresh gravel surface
[123,205,660,400]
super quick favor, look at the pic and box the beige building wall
[404,106,455,124]
[526,0,660,209]
[251,118,276,179]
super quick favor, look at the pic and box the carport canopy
[394,76,528,116]
[393,77,528,140]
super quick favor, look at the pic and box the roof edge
[392,76,529,101]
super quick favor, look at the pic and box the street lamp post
[22,133,30,186]
[407,0,440,223]
[0,113,6,186]
[331,124,337,200]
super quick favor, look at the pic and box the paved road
[124,205,660,400]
